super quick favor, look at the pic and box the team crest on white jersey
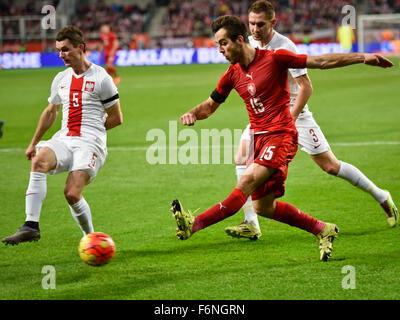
[84,81,95,92]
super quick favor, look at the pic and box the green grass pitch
[0,59,399,300]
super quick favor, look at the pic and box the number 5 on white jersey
[72,92,80,107]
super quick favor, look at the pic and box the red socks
[191,190,325,236]
[272,201,325,235]
[192,188,247,233]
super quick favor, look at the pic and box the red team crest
[84,81,95,92]
[247,82,256,96]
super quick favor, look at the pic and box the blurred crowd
[70,1,153,49]
[0,0,54,40]
[1,0,400,44]
[0,0,151,49]
[0,0,37,16]
[368,0,400,13]
[159,0,251,37]
[71,2,152,38]
[158,0,362,37]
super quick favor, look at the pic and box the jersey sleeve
[47,72,62,105]
[99,73,119,108]
[278,40,308,79]
[210,68,234,103]
[273,48,307,71]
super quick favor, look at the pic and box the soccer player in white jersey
[224,0,398,240]
[2,26,123,245]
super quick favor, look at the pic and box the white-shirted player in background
[225,0,398,240]
[2,26,123,245]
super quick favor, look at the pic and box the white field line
[1,141,400,153]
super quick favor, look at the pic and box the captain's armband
[210,89,226,104]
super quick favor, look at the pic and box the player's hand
[25,144,36,160]
[363,54,394,68]
[180,112,197,126]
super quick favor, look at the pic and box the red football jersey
[214,48,307,134]
[100,31,118,54]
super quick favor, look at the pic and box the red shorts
[247,131,298,200]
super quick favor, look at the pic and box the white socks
[25,172,94,235]
[69,197,94,235]
[236,165,260,230]
[337,161,387,204]
[25,172,47,222]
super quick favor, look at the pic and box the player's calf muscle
[253,197,276,218]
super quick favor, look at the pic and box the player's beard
[227,44,242,65]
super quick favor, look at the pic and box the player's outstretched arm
[105,101,123,130]
[26,103,60,160]
[180,97,220,126]
[306,53,394,70]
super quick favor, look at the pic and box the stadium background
[0,0,400,303]
[1,0,400,68]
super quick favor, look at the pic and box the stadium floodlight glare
[357,14,400,53]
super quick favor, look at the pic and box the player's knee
[64,187,81,205]
[320,162,340,175]
[31,155,51,173]
[313,152,341,176]
[236,176,257,197]
[253,203,275,218]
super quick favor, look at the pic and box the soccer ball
[78,232,116,266]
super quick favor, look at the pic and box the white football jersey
[249,31,311,116]
[48,63,119,147]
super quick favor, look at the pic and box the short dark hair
[56,25,86,52]
[248,0,276,20]
[211,15,249,43]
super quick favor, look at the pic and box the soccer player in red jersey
[100,24,120,85]
[226,0,398,240]
[171,15,393,261]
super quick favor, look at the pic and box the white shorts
[240,113,330,156]
[295,112,330,155]
[36,136,107,182]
